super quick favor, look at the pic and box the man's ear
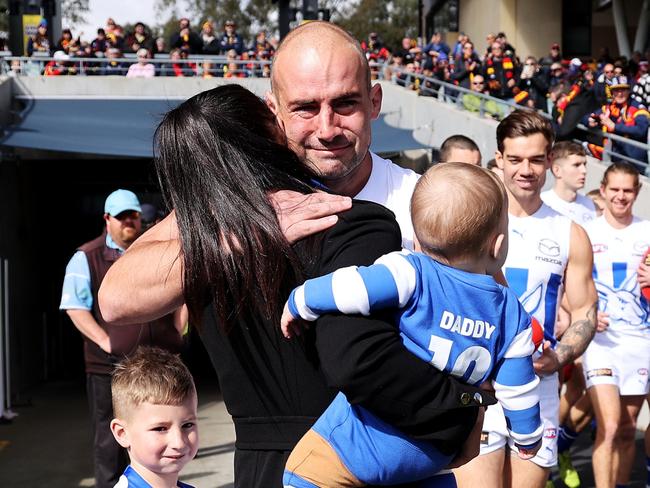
[495,150,505,169]
[265,91,279,116]
[369,83,383,120]
[550,162,561,178]
[110,418,130,449]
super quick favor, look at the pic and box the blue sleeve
[492,295,543,449]
[287,251,416,321]
[614,110,649,139]
[59,251,93,310]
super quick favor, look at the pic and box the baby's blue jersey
[288,251,542,483]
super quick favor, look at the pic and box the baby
[110,346,199,488]
[282,163,543,488]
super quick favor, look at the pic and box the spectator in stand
[539,42,562,68]
[218,19,244,56]
[423,32,449,63]
[483,41,516,99]
[91,29,110,57]
[56,28,81,55]
[586,76,650,164]
[462,73,503,119]
[124,22,154,54]
[163,48,196,77]
[170,18,202,54]
[224,61,246,78]
[393,37,419,65]
[105,20,125,51]
[556,68,598,140]
[483,32,496,60]
[549,61,566,88]
[631,68,650,108]
[126,48,155,78]
[27,19,51,57]
[154,37,166,54]
[595,62,616,104]
[44,50,77,76]
[451,32,470,59]
[249,31,275,60]
[102,47,126,75]
[200,20,220,54]
[515,56,549,110]
[202,60,214,78]
[452,40,481,89]
[496,32,516,60]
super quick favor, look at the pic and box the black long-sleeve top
[199,200,494,488]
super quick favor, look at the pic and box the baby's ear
[110,418,130,449]
[492,232,506,260]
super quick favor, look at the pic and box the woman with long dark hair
[153,84,406,487]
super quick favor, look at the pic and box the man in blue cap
[60,189,185,488]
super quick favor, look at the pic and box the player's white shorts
[479,373,559,468]
[582,330,650,396]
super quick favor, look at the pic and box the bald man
[101,22,489,487]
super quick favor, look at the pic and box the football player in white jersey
[542,141,597,488]
[455,110,597,488]
[541,141,597,227]
[581,162,650,488]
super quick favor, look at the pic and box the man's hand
[599,110,615,130]
[596,311,609,332]
[280,302,309,339]
[533,341,560,376]
[447,406,485,469]
[268,191,352,244]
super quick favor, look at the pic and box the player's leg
[454,448,505,488]
[505,452,550,488]
[588,383,621,487]
[615,395,644,486]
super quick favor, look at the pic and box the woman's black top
[199,200,493,487]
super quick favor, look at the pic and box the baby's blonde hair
[111,346,195,420]
[411,162,507,262]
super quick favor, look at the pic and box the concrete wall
[459,0,562,59]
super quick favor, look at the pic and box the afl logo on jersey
[633,241,649,255]
[592,243,608,253]
[638,368,648,376]
[538,239,560,257]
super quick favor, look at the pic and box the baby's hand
[516,439,541,460]
[280,302,308,339]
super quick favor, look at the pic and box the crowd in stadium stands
[13,17,650,162]
[22,17,275,78]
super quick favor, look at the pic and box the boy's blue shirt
[114,465,195,488]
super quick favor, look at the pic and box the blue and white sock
[557,425,578,454]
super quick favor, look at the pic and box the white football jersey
[583,216,650,336]
[504,204,572,342]
[541,189,597,226]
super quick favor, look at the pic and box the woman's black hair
[154,84,318,330]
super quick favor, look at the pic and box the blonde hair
[411,162,507,262]
[111,346,195,420]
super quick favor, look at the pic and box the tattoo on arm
[555,302,597,367]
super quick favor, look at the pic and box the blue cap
[104,189,142,216]
[38,19,47,27]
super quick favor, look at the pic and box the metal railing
[0,55,271,78]
[377,64,650,173]
[2,54,648,170]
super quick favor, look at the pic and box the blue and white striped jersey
[502,204,571,344]
[288,250,543,450]
[114,465,194,488]
[584,216,650,336]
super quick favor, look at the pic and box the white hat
[53,50,70,61]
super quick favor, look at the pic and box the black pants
[86,373,128,488]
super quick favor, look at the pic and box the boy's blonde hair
[111,346,195,420]
[411,162,507,262]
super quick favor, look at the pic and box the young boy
[281,163,543,488]
[110,346,199,488]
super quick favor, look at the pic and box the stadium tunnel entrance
[0,149,215,406]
